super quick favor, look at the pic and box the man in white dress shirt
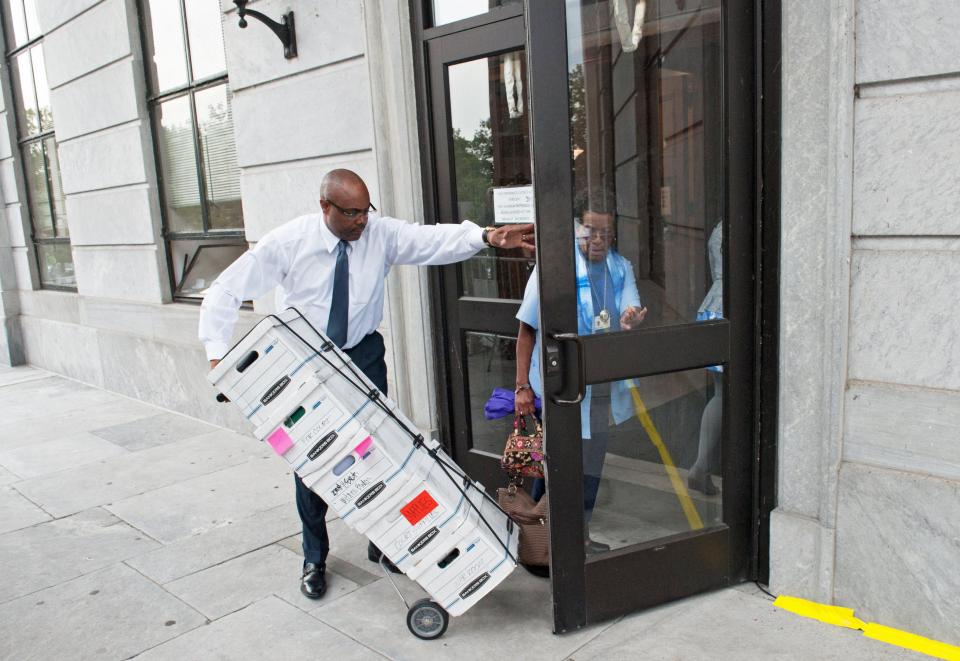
[199,169,533,599]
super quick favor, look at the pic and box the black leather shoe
[300,563,326,599]
[367,543,402,574]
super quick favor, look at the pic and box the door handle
[548,332,586,405]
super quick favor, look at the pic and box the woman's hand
[515,387,536,416]
[620,305,647,329]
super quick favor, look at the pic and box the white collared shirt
[199,212,485,359]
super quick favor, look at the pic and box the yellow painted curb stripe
[627,381,703,530]
[773,596,865,629]
[863,624,960,661]
[774,595,960,660]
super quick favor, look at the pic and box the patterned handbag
[500,414,544,478]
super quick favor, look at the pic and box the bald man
[199,169,533,600]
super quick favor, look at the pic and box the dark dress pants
[295,331,388,568]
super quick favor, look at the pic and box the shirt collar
[315,214,343,254]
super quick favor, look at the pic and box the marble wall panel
[231,60,373,167]
[71,245,164,303]
[0,245,15,284]
[856,0,960,84]
[18,289,81,324]
[239,153,378,241]
[49,59,141,141]
[65,185,158,246]
[768,509,833,602]
[4,205,25,248]
[0,290,21,316]
[97,330,251,432]
[79,297,260,349]
[57,122,149,194]
[853,89,960,236]
[0,159,19,206]
[222,0,364,91]
[42,0,133,89]
[11,248,33,291]
[772,8,856,620]
[35,0,102,33]
[849,248,960,390]
[835,462,960,642]
[0,314,24,366]
[0,112,11,160]
[20,315,104,386]
[845,381,960,482]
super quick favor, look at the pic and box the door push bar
[547,332,586,405]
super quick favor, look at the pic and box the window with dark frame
[2,0,75,290]
[140,0,246,301]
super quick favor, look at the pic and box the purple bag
[484,387,541,420]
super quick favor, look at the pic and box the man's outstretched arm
[385,218,535,266]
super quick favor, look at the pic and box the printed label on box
[400,490,439,525]
[266,427,294,455]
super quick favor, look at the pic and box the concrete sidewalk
[0,366,925,660]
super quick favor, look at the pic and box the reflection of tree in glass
[569,64,586,155]
[452,119,494,224]
[24,142,53,237]
[21,107,55,136]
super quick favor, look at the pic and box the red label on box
[400,490,438,525]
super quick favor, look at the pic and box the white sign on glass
[493,185,535,224]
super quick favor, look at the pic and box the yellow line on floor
[774,596,960,660]
[627,381,703,530]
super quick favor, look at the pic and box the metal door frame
[524,0,765,631]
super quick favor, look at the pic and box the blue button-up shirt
[516,249,642,439]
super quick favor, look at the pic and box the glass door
[524,0,758,631]
[423,9,533,487]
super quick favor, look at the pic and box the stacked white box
[408,492,518,617]
[208,308,517,620]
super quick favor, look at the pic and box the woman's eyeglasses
[576,227,614,242]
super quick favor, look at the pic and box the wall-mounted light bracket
[232,1,297,59]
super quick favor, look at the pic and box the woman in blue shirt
[514,193,646,553]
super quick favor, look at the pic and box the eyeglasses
[325,198,377,218]
[576,227,615,242]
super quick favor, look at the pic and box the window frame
[3,0,75,292]
[138,0,246,303]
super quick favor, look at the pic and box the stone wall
[772,0,960,641]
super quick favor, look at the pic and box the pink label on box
[353,436,373,457]
[267,427,294,455]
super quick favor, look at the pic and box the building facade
[0,0,955,641]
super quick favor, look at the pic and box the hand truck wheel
[406,598,449,640]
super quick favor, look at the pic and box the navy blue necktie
[326,240,349,347]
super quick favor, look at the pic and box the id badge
[592,311,611,331]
